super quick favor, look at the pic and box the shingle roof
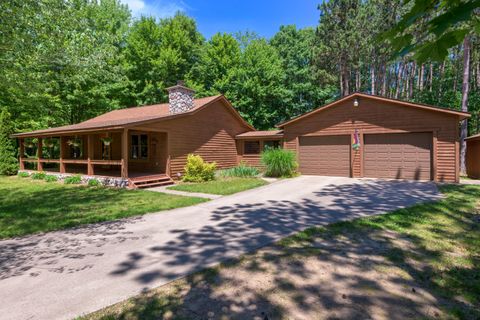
[12,95,223,137]
[236,130,284,139]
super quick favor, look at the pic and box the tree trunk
[382,63,387,96]
[410,62,416,98]
[405,64,410,98]
[342,63,350,96]
[356,68,361,92]
[429,63,433,92]
[371,66,375,95]
[460,36,471,175]
[395,62,403,99]
[419,63,424,91]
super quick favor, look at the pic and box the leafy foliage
[218,163,260,178]
[0,110,18,175]
[64,175,82,184]
[261,148,298,177]
[182,154,217,182]
[381,0,480,62]
[18,172,30,178]
[88,179,102,187]
[45,175,58,182]
[31,172,47,180]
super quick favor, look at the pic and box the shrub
[44,175,58,182]
[88,179,102,187]
[0,110,18,175]
[18,172,30,178]
[218,163,259,178]
[261,148,298,177]
[31,172,47,180]
[64,175,82,184]
[183,154,216,182]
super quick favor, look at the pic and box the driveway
[0,176,441,320]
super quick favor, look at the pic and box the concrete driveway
[0,176,441,320]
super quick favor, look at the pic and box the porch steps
[129,174,174,189]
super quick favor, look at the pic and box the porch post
[87,134,94,176]
[37,138,43,171]
[59,136,66,173]
[19,138,25,170]
[121,128,128,178]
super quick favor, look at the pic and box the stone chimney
[166,80,195,114]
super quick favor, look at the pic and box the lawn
[82,184,480,320]
[0,176,207,239]
[167,177,268,195]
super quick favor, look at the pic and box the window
[131,134,148,159]
[244,141,260,154]
[264,140,281,150]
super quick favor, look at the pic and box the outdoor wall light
[353,98,359,107]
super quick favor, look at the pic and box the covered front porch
[17,128,173,187]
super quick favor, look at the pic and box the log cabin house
[12,84,469,187]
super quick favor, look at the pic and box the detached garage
[278,93,470,183]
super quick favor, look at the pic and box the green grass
[167,177,268,195]
[82,184,480,320]
[0,176,208,239]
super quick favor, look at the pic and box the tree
[461,36,471,174]
[271,25,335,118]
[225,38,288,129]
[1,0,132,130]
[0,110,18,175]
[123,13,204,106]
[187,32,241,96]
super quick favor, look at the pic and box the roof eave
[11,126,126,138]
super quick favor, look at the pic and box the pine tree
[0,110,18,175]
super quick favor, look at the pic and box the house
[12,82,254,188]
[14,87,469,186]
[466,133,480,179]
[237,93,469,183]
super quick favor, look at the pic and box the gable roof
[13,95,254,138]
[277,93,470,128]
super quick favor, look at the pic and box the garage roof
[277,93,471,128]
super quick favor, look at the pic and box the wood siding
[467,139,480,179]
[130,99,251,178]
[282,96,460,182]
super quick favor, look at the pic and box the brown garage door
[299,135,350,176]
[364,132,432,180]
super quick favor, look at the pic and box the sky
[120,0,321,39]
